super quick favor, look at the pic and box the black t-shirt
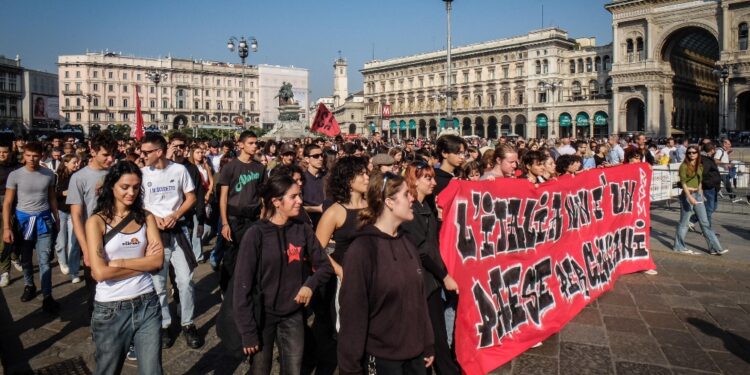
[217,158,267,219]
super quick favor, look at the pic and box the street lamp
[77,93,98,134]
[540,80,562,138]
[227,36,258,128]
[145,70,168,130]
[443,0,455,129]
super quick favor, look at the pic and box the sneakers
[71,277,82,284]
[11,259,22,272]
[0,272,9,287]
[675,249,698,255]
[59,263,69,275]
[21,285,37,302]
[182,324,204,349]
[711,249,730,256]
[161,328,174,349]
[644,269,658,275]
[126,344,137,361]
[42,296,60,314]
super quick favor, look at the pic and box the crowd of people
[0,129,739,374]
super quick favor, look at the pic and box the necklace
[114,211,130,219]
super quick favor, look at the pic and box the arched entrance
[408,119,417,138]
[514,115,526,137]
[428,119,438,138]
[575,112,590,138]
[661,26,720,137]
[399,120,407,139]
[348,123,357,134]
[626,99,645,132]
[594,111,609,138]
[474,117,485,138]
[536,114,548,139]
[736,92,750,132]
[500,115,512,136]
[418,119,427,138]
[462,117,472,136]
[487,116,498,139]
[559,113,572,138]
[173,115,188,130]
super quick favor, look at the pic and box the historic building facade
[607,0,750,138]
[332,91,366,136]
[361,28,613,140]
[58,52,261,134]
[0,55,23,131]
[258,64,309,130]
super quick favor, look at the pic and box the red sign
[436,164,655,375]
[382,104,391,118]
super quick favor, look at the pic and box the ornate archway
[474,117,485,138]
[626,98,645,132]
[462,117,472,136]
[173,115,188,130]
[487,116,498,139]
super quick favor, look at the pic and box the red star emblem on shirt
[287,244,301,264]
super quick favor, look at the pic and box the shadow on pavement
[687,318,750,364]
[722,224,750,241]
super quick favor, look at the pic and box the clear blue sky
[1,0,613,102]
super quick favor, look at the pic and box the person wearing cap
[206,140,223,174]
[371,154,395,174]
[278,143,297,168]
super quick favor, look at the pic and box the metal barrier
[651,162,750,213]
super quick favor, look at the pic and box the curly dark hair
[555,154,583,175]
[93,161,146,225]
[327,156,368,204]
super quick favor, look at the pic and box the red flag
[132,84,145,141]
[311,102,340,137]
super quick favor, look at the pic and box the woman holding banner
[338,171,434,375]
[402,160,460,375]
[673,145,728,256]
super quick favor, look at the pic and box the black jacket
[700,155,722,190]
[401,199,448,297]
[233,218,333,348]
[338,225,434,375]
[180,159,206,224]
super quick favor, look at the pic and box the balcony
[61,106,83,112]
[62,90,83,96]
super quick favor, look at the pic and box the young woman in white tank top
[86,161,165,375]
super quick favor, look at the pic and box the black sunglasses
[307,153,324,159]
[172,144,187,149]
[141,148,159,156]
[411,160,429,170]
[381,172,398,197]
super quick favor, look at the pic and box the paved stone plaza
[1,203,749,375]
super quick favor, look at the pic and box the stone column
[646,85,662,136]
[612,89,621,134]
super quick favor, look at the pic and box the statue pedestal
[262,103,308,140]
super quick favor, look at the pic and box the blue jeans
[251,311,305,375]
[150,230,195,328]
[690,187,717,227]
[20,231,53,296]
[191,215,204,262]
[55,211,81,279]
[209,223,225,268]
[674,192,723,253]
[91,291,162,375]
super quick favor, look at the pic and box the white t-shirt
[141,161,195,218]
[714,148,730,171]
[557,144,576,156]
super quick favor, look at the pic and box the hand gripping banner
[436,164,655,375]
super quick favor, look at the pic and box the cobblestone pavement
[1,206,749,374]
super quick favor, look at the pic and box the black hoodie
[337,225,435,375]
[233,218,333,348]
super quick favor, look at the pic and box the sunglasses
[411,160,429,170]
[141,148,159,156]
[172,144,187,149]
[307,153,324,159]
[687,151,698,155]
[381,172,398,197]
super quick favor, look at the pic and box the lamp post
[77,93,98,134]
[713,65,731,135]
[540,80,562,138]
[227,36,258,128]
[443,0,455,129]
[145,71,168,130]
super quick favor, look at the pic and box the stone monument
[263,82,307,139]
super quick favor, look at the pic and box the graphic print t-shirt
[141,162,195,218]
[217,158,266,219]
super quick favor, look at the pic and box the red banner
[311,102,341,137]
[436,164,655,375]
[132,84,145,141]
[382,104,391,118]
